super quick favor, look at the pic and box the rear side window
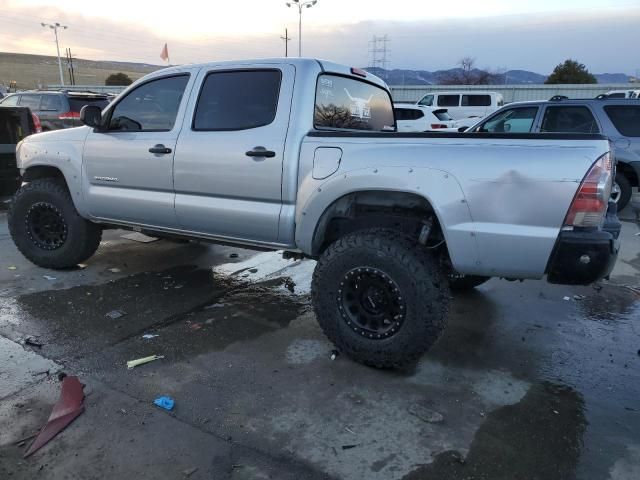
[433,109,452,121]
[40,95,63,111]
[109,74,189,131]
[462,95,491,107]
[478,107,538,133]
[314,74,395,131]
[0,95,19,106]
[437,95,459,107]
[394,108,424,121]
[69,97,109,112]
[541,106,599,133]
[19,94,42,110]
[194,70,281,131]
[605,106,640,136]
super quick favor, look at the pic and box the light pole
[41,22,67,86]
[285,0,317,57]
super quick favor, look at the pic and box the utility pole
[285,0,318,57]
[281,28,291,57]
[369,35,390,80]
[41,22,67,86]
[66,48,76,86]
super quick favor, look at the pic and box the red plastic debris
[24,376,85,458]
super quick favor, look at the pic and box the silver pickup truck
[8,58,621,368]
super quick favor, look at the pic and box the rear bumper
[546,208,621,285]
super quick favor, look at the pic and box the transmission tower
[369,35,390,79]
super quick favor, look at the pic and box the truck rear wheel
[8,178,102,269]
[613,172,631,210]
[311,229,450,368]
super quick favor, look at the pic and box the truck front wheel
[311,229,450,368]
[8,178,102,269]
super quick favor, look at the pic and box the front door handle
[149,144,172,154]
[246,147,276,158]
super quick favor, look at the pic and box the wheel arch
[20,163,87,217]
[310,190,445,256]
[22,165,66,183]
[617,161,639,187]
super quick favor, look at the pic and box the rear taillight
[564,152,613,228]
[430,124,448,129]
[58,111,80,120]
[31,113,42,133]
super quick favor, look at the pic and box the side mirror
[80,105,104,129]
[458,126,468,133]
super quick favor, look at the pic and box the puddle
[214,251,315,296]
[9,265,236,361]
[575,284,640,322]
[120,284,308,361]
[403,382,586,480]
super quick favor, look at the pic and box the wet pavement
[0,209,639,480]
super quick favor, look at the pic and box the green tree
[545,60,597,84]
[105,72,133,86]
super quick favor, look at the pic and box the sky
[1,0,639,74]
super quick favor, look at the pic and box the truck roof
[143,57,388,90]
[504,98,640,107]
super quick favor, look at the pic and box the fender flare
[294,166,480,273]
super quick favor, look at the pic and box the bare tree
[439,57,499,85]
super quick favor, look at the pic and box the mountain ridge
[364,66,633,85]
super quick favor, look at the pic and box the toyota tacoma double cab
[8,58,621,368]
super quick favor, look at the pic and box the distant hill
[365,66,634,86]
[0,52,162,89]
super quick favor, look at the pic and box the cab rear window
[314,74,395,131]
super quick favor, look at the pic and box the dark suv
[0,90,110,131]
[466,98,640,209]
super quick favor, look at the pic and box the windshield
[314,74,395,131]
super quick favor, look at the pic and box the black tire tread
[8,178,102,269]
[615,172,632,211]
[311,228,449,368]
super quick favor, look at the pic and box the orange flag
[160,43,169,63]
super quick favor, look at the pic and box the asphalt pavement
[0,208,638,480]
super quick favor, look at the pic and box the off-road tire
[8,178,102,269]
[615,172,632,211]
[311,229,450,368]
[448,274,490,291]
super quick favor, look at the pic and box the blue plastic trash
[153,396,175,411]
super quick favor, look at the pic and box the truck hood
[22,126,91,144]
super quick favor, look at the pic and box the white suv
[393,103,457,132]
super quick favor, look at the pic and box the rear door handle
[246,147,276,158]
[149,144,172,154]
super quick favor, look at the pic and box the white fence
[390,84,635,103]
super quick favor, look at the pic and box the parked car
[416,91,504,120]
[7,59,619,368]
[394,103,457,132]
[0,106,38,197]
[0,90,110,131]
[464,98,640,209]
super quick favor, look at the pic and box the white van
[416,91,504,120]
[605,90,640,99]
